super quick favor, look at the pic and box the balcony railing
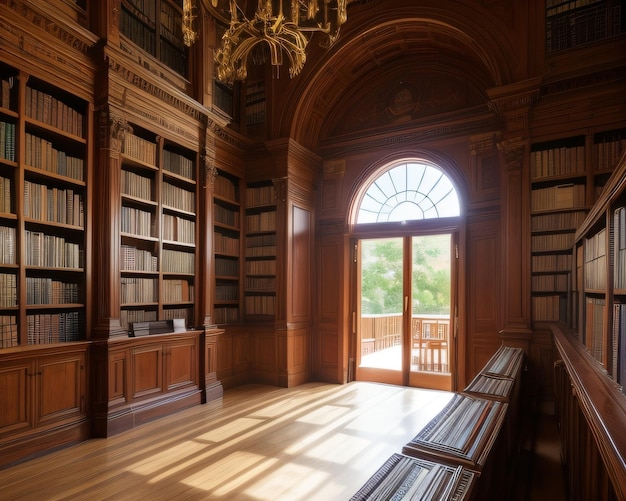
[361,314,450,373]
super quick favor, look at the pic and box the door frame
[351,228,460,390]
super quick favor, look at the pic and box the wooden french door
[354,234,455,390]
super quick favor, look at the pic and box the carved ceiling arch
[276,2,520,150]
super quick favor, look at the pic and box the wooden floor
[1,382,460,500]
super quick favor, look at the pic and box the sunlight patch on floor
[244,462,330,501]
[196,417,265,442]
[305,432,371,464]
[127,440,207,475]
[295,404,350,425]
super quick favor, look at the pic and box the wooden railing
[551,322,626,500]
[360,314,450,372]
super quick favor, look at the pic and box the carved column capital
[498,139,526,173]
[273,177,287,203]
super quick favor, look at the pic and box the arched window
[357,161,460,224]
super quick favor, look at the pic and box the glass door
[355,234,454,390]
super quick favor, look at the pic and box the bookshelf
[0,69,90,348]
[120,127,197,331]
[573,150,626,389]
[119,0,187,76]
[245,80,266,132]
[244,181,277,319]
[530,136,588,324]
[545,0,625,53]
[213,169,242,325]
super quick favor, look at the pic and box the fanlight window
[357,162,460,224]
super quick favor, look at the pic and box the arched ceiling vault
[277,3,520,150]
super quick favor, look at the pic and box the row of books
[162,214,195,244]
[595,137,626,171]
[532,294,565,322]
[244,294,276,316]
[247,233,276,248]
[612,303,626,393]
[162,248,194,274]
[584,227,606,290]
[25,86,84,138]
[163,182,195,213]
[215,256,239,277]
[246,211,276,233]
[0,272,17,307]
[213,306,239,324]
[158,38,187,75]
[0,175,11,213]
[214,203,239,228]
[123,0,156,23]
[214,174,238,201]
[532,273,569,292]
[162,149,194,180]
[25,133,84,181]
[120,277,158,304]
[0,315,18,348]
[246,185,275,206]
[531,183,585,212]
[121,205,154,238]
[120,244,158,272]
[161,307,193,324]
[1,78,13,109]
[213,231,239,255]
[585,297,606,364]
[159,2,184,51]
[532,253,572,273]
[123,132,157,165]
[23,180,85,227]
[246,245,276,258]
[530,145,585,179]
[546,0,606,16]
[27,311,81,344]
[215,283,238,301]
[615,207,626,290]
[26,277,81,305]
[246,277,276,291]
[121,169,153,201]
[25,230,82,268]
[162,279,193,303]
[246,100,266,127]
[531,210,587,232]
[120,13,157,64]
[531,232,575,253]
[0,121,16,161]
[245,259,276,276]
[0,225,16,264]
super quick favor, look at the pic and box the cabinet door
[131,344,164,399]
[0,360,32,437]
[35,352,86,428]
[165,338,198,391]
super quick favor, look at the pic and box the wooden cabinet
[106,330,202,433]
[0,344,88,467]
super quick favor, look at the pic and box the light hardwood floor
[0,382,456,501]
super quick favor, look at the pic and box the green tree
[360,235,450,315]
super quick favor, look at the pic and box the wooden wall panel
[290,205,312,321]
[132,347,162,398]
[467,218,501,381]
[167,341,197,390]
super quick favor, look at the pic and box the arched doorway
[351,160,462,391]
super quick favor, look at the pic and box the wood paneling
[290,205,311,321]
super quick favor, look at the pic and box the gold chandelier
[186,1,348,83]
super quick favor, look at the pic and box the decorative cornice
[541,66,626,97]
[0,0,95,56]
[320,117,495,156]
[469,132,501,155]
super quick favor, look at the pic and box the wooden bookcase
[244,181,277,319]
[213,168,242,325]
[574,149,626,385]
[119,0,187,76]
[119,126,197,332]
[530,128,626,326]
[0,64,91,348]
